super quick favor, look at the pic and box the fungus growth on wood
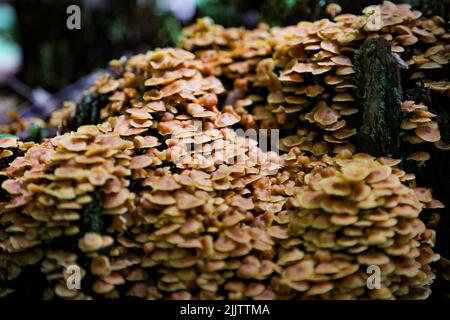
[0,1,449,300]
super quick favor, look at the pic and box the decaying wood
[354,37,403,158]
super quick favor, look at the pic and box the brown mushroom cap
[0,1,443,301]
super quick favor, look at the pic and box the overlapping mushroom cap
[0,2,446,300]
[286,153,440,299]
[0,46,290,299]
[401,101,441,145]
[0,137,35,202]
[400,100,446,167]
[179,1,449,155]
[0,129,440,300]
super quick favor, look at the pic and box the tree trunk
[354,37,403,158]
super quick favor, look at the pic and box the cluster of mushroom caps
[401,99,447,145]
[400,100,448,167]
[0,2,447,300]
[180,1,450,156]
[288,152,440,299]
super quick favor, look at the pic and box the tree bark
[354,37,403,158]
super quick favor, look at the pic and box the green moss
[68,93,108,132]
[27,124,46,143]
[80,191,103,234]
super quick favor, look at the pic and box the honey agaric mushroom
[79,233,104,252]
[0,1,446,301]
[415,126,441,142]
[286,153,439,299]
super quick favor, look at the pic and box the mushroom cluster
[0,137,33,200]
[287,152,440,299]
[400,100,446,167]
[179,1,450,154]
[0,130,440,300]
[401,100,441,146]
[0,47,292,299]
[180,17,275,129]
[0,1,447,300]
[0,137,25,167]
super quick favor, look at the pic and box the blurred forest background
[0,0,448,125]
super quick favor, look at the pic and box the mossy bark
[65,93,108,133]
[354,37,403,158]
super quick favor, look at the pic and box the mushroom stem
[354,37,403,158]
